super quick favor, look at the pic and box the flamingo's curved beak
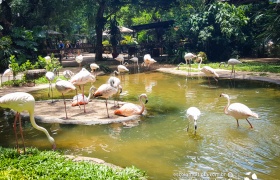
[145,100,148,104]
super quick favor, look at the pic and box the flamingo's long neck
[138,96,145,115]
[224,97,230,115]
[29,110,56,149]
[87,88,95,100]
[198,57,202,71]
[87,90,92,100]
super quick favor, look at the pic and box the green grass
[177,61,280,73]
[0,147,147,179]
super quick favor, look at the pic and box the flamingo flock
[0,51,260,152]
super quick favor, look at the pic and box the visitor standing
[58,41,64,49]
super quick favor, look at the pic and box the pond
[1,72,280,179]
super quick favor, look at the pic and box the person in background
[65,41,72,59]
[65,41,72,48]
[75,40,81,48]
[75,40,81,55]
[58,40,64,49]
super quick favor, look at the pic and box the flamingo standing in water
[219,58,242,78]
[71,86,96,106]
[178,53,197,75]
[45,68,57,102]
[55,79,76,119]
[114,93,148,117]
[129,56,139,66]
[0,92,56,153]
[197,57,219,85]
[220,93,258,128]
[186,107,201,134]
[94,78,118,118]
[114,63,129,75]
[70,68,96,113]
[142,54,157,69]
[115,54,125,64]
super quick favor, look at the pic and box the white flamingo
[114,63,129,75]
[93,78,118,118]
[219,58,242,78]
[70,68,96,113]
[45,68,57,102]
[3,65,13,80]
[75,54,83,68]
[0,92,56,152]
[220,93,258,128]
[115,54,125,64]
[197,57,219,84]
[90,63,100,75]
[63,70,74,80]
[71,86,96,106]
[178,53,197,75]
[55,79,76,119]
[114,93,148,117]
[129,56,139,66]
[107,76,122,107]
[142,54,157,69]
[186,107,201,134]
[44,56,51,63]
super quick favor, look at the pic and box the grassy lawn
[0,147,147,179]
[178,60,280,73]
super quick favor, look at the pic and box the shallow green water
[1,72,280,179]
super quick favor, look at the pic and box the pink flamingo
[71,86,96,106]
[94,78,118,118]
[114,93,148,117]
[70,68,96,113]
[220,93,258,128]
[197,57,219,85]
[0,92,56,153]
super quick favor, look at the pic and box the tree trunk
[95,1,107,61]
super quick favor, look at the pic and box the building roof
[131,20,175,31]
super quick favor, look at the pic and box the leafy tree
[170,1,249,61]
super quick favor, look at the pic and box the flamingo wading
[197,57,219,85]
[220,93,258,128]
[186,107,201,134]
[115,54,125,64]
[114,93,148,117]
[142,54,157,69]
[0,92,56,153]
[178,52,197,75]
